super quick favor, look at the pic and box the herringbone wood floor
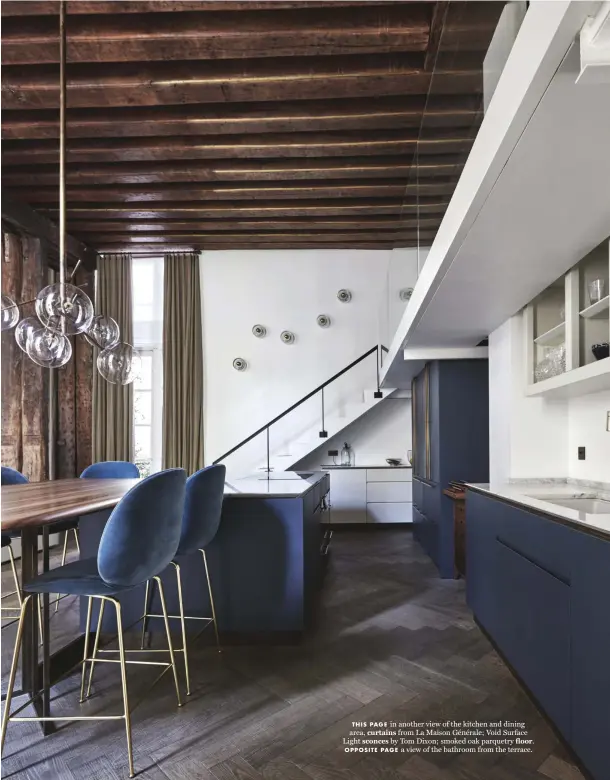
[1,531,584,780]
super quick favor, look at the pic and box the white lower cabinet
[328,468,367,523]
[367,502,413,524]
[327,467,413,524]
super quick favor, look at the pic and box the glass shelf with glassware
[525,237,609,398]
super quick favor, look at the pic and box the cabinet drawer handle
[496,537,570,586]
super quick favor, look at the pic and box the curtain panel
[92,253,134,463]
[162,252,204,474]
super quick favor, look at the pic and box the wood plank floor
[1,530,584,780]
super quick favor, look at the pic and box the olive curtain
[162,252,204,474]
[92,253,134,463]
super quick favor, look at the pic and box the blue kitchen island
[466,483,610,780]
[80,471,331,643]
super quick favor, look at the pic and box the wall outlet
[578,446,586,460]
[328,449,338,457]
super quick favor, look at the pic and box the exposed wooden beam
[1,155,465,185]
[97,241,423,253]
[1,194,98,270]
[42,197,449,220]
[1,2,414,18]
[70,216,443,233]
[86,229,438,244]
[1,5,431,65]
[1,129,477,165]
[0,53,483,109]
[1,95,481,140]
[19,178,460,203]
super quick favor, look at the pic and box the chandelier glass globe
[15,316,42,353]
[26,327,72,368]
[84,314,120,350]
[35,282,94,335]
[1,294,20,331]
[97,342,141,385]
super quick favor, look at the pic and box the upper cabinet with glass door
[525,238,610,398]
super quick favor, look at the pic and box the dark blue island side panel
[79,489,325,639]
[466,489,610,780]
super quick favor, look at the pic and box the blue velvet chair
[139,464,226,695]
[81,461,140,480]
[1,469,187,779]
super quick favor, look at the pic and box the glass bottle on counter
[341,442,353,467]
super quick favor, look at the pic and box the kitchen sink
[528,496,610,514]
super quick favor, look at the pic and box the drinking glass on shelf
[588,279,606,305]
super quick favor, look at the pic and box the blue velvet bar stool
[1,469,187,779]
[138,464,226,696]
[58,461,140,613]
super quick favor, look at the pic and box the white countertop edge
[466,482,610,538]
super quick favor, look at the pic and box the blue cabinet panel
[467,489,610,780]
[494,539,571,739]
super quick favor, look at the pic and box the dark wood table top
[1,478,140,532]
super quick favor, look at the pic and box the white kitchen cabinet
[328,468,367,523]
[366,468,412,482]
[367,480,412,503]
[367,502,413,524]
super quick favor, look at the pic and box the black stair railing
[213,344,389,472]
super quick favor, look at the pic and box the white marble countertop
[223,471,327,498]
[320,464,412,470]
[466,481,610,538]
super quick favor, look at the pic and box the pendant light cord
[59,0,67,325]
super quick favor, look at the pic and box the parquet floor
[1,530,584,780]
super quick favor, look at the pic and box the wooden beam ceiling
[1,1,504,253]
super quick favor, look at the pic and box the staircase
[214,345,395,474]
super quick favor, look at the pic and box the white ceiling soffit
[381,0,604,387]
[578,1,610,83]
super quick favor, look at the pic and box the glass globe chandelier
[0,0,139,386]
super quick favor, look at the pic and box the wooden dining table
[1,478,139,734]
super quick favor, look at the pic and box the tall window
[132,257,164,476]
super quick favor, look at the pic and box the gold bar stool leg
[38,595,44,647]
[154,576,183,708]
[1,595,32,753]
[54,530,70,613]
[112,597,135,779]
[7,544,22,607]
[86,599,106,699]
[139,579,152,650]
[201,549,222,653]
[79,597,93,703]
[171,562,190,696]
[73,527,80,554]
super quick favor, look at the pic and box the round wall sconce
[337,289,352,303]
[252,324,267,338]
[280,330,295,345]
[399,288,414,302]
[232,357,248,371]
[317,314,331,328]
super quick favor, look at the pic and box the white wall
[568,391,610,483]
[295,396,411,470]
[489,312,609,485]
[489,313,568,483]
[201,248,419,473]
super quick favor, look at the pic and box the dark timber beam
[19,178,460,203]
[1,194,98,271]
[1,5,431,64]
[0,129,477,165]
[0,53,483,109]
[0,2,415,15]
[0,96,481,140]
[1,156,465,185]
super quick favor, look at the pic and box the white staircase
[263,386,398,473]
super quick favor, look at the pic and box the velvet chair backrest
[177,464,226,555]
[1,466,29,485]
[98,468,186,588]
[81,461,140,479]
